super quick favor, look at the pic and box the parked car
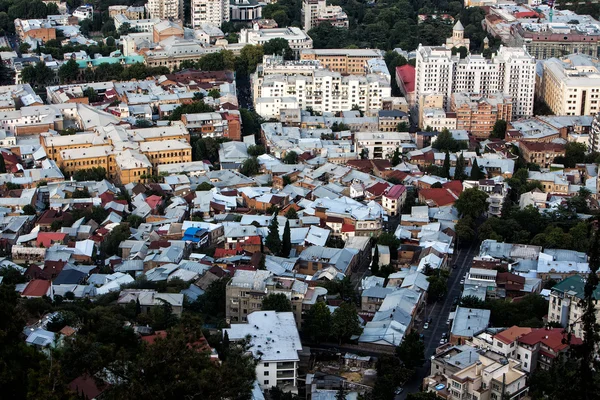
[424,322,429,329]
[395,387,404,395]
[460,279,465,285]
[440,338,447,345]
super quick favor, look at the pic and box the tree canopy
[454,188,489,219]
[262,293,292,312]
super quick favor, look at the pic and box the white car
[424,322,429,329]
[460,279,465,285]
[440,338,447,345]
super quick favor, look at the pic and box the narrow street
[398,241,479,399]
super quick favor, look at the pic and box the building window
[264,380,269,385]
[264,371,269,376]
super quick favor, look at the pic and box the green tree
[454,152,466,180]
[239,157,260,176]
[169,100,214,121]
[442,150,451,178]
[372,244,380,276]
[196,182,214,191]
[469,158,485,180]
[283,151,298,164]
[455,188,489,219]
[71,187,90,198]
[18,42,30,54]
[396,330,425,370]
[280,219,292,257]
[101,223,131,257]
[427,273,448,302]
[20,61,54,88]
[135,119,152,128]
[490,119,507,139]
[433,129,466,152]
[106,328,256,399]
[396,121,409,132]
[239,108,262,137]
[237,45,264,75]
[58,59,79,83]
[455,216,476,243]
[285,207,298,219]
[262,293,292,312]
[208,89,221,98]
[265,214,281,255]
[126,214,144,229]
[459,295,486,309]
[22,204,36,215]
[554,142,587,168]
[331,302,362,344]
[303,301,331,343]
[391,147,401,166]
[247,145,265,157]
[263,37,292,59]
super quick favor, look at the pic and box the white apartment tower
[415,45,536,118]
[191,0,230,28]
[252,55,392,119]
[146,0,184,21]
[302,0,324,30]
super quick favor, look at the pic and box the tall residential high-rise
[191,0,230,28]
[302,0,348,30]
[146,0,183,21]
[415,45,536,118]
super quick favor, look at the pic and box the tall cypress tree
[470,158,484,180]
[265,215,281,256]
[442,150,451,178]
[281,220,291,257]
[455,152,465,180]
[371,244,380,276]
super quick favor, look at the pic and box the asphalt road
[397,241,478,399]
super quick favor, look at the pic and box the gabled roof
[22,279,51,297]
[36,232,67,248]
[518,327,582,352]
[493,326,533,345]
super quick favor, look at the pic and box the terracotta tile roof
[60,326,76,336]
[36,232,68,248]
[442,180,463,196]
[518,328,582,352]
[396,64,415,93]
[366,182,390,196]
[141,330,168,344]
[419,188,459,207]
[347,159,375,173]
[69,374,109,399]
[146,195,163,210]
[493,326,533,345]
[22,279,51,297]
[384,184,406,200]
